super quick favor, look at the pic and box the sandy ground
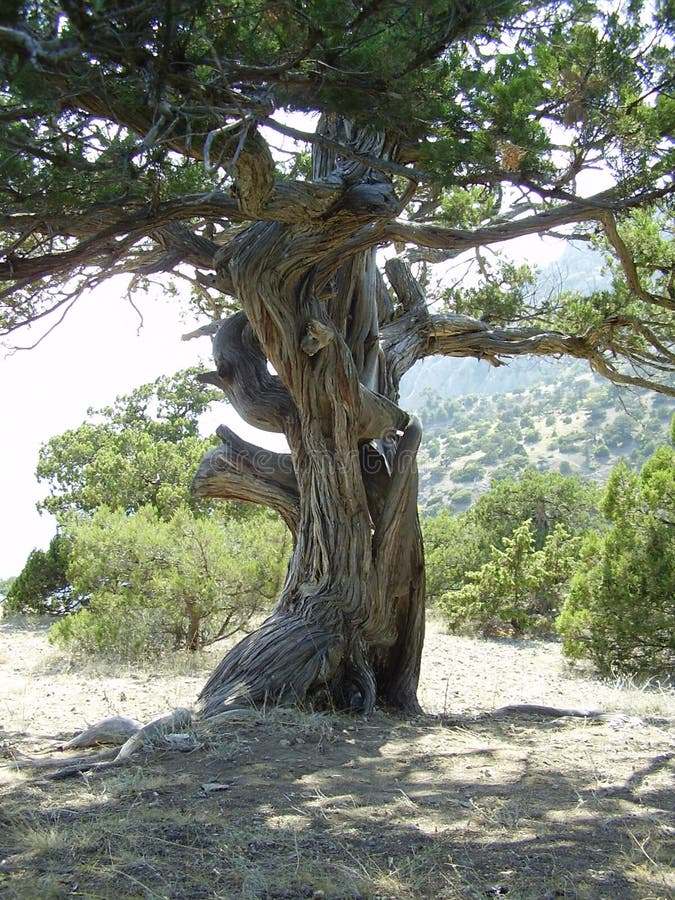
[0,616,673,899]
[2,616,670,743]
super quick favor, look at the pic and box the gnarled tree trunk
[193,118,426,717]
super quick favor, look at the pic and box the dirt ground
[0,616,673,899]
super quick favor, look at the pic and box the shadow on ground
[1,706,673,899]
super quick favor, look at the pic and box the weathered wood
[56,716,141,751]
[192,425,299,535]
[198,310,295,432]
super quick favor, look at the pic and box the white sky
[0,282,267,579]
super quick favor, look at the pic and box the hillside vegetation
[411,358,673,515]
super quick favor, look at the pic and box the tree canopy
[1,0,673,395]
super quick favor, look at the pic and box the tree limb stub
[199,311,295,432]
[191,425,298,535]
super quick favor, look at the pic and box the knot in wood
[301,319,334,356]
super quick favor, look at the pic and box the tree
[5,533,75,614]
[469,467,600,552]
[557,422,675,677]
[37,369,220,519]
[8,368,228,619]
[1,2,673,716]
[24,368,290,644]
[441,520,578,636]
[422,468,597,607]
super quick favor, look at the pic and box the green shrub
[440,522,578,637]
[557,448,675,678]
[49,505,290,659]
[6,534,77,615]
[422,510,482,603]
[455,460,484,482]
[449,487,473,511]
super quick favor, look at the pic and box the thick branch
[385,257,429,316]
[384,183,675,256]
[383,311,675,397]
[600,211,675,312]
[191,425,298,535]
[199,311,296,432]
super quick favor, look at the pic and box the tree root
[6,708,196,782]
[54,716,142,751]
[439,704,645,726]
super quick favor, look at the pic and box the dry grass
[1,616,673,899]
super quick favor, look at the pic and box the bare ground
[0,616,673,899]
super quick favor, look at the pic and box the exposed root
[19,707,196,781]
[438,704,642,727]
[4,747,118,772]
[114,707,192,761]
[54,716,142,751]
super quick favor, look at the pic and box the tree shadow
[1,707,672,898]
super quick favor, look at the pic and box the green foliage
[442,258,538,326]
[1,0,673,348]
[50,505,291,658]
[469,467,600,552]
[422,510,483,605]
[423,465,596,590]
[440,522,578,637]
[15,365,297,655]
[557,435,675,677]
[424,466,598,635]
[37,369,219,519]
[5,534,75,615]
[422,2,673,188]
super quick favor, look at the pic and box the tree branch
[600,211,675,312]
[385,183,675,256]
[191,425,298,535]
[198,311,296,433]
[383,310,675,397]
